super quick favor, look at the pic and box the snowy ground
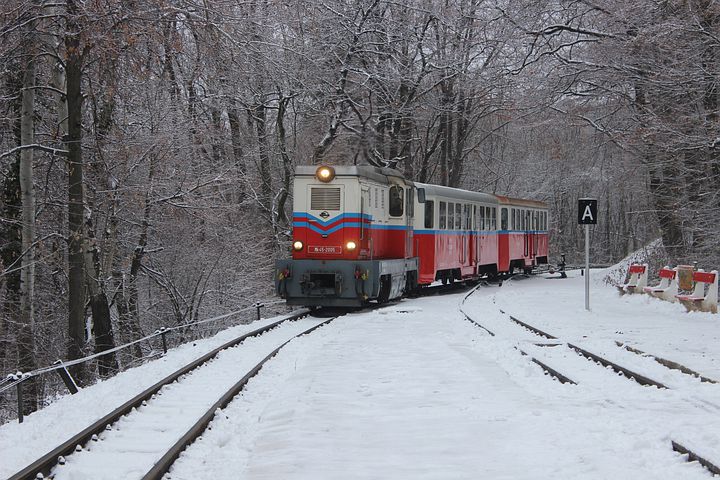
[2,268,720,479]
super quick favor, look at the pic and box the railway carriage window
[501,208,508,230]
[374,188,378,209]
[455,203,462,231]
[389,185,403,217]
[492,207,497,230]
[424,200,435,228]
[439,201,447,229]
[479,205,485,230]
[473,205,478,230]
[447,202,454,229]
[463,204,470,230]
[522,210,526,230]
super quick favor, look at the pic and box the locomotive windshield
[389,185,403,217]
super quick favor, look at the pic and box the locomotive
[275,165,549,307]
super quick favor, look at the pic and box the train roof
[415,182,498,204]
[494,195,548,209]
[295,165,407,185]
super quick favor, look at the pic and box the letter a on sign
[578,199,598,225]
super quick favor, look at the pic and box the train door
[523,210,534,264]
[473,205,479,265]
[522,210,529,262]
[405,187,414,258]
[462,204,469,266]
[361,187,371,256]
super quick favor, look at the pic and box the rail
[7,309,314,480]
[1,300,286,423]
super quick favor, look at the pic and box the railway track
[462,289,720,478]
[8,312,334,480]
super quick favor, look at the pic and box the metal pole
[585,223,590,311]
[53,360,79,394]
[16,378,24,424]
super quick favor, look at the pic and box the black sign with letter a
[578,199,598,225]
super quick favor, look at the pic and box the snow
[2,268,720,479]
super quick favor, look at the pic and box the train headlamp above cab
[292,240,304,251]
[346,241,357,251]
[315,165,335,183]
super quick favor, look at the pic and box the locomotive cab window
[406,188,414,218]
[389,185,403,217]
[424,200,434,229]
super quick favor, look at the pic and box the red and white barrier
[618,263,648,295]
[676,269,718,314]
[642,266,678,302]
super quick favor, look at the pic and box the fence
[1,300,285,424]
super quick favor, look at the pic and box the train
[275,165,549,307]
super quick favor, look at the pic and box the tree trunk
[84,218,118,377]
[17,19,38,416]
[227,101,246,202]
[0,64,23,372]
[275,94,292,230]
[65,0,88,384]
[648,160,684,258]
[252,103,272,210]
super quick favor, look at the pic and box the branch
[0,144,68,160]
[530,24,615,39]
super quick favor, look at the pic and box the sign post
[578,199,598,311]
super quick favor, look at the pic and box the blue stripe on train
[294,223,548,236]
[292,212,372,227]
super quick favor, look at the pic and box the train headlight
[316,165,335,182]
[292,241,304,251]
[346,241,357,251]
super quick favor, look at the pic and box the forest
[0,0,717,419]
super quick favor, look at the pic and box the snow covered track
[141,318,334,480]
[482,303,720,475]
[498,308,557,340]
[7,311,321,480]
[672,441,720,476]
[566,343,668,389]
[616,342,719,384]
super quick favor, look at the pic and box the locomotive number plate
[309,246,343,254]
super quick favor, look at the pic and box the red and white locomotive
[276,165,549,307]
